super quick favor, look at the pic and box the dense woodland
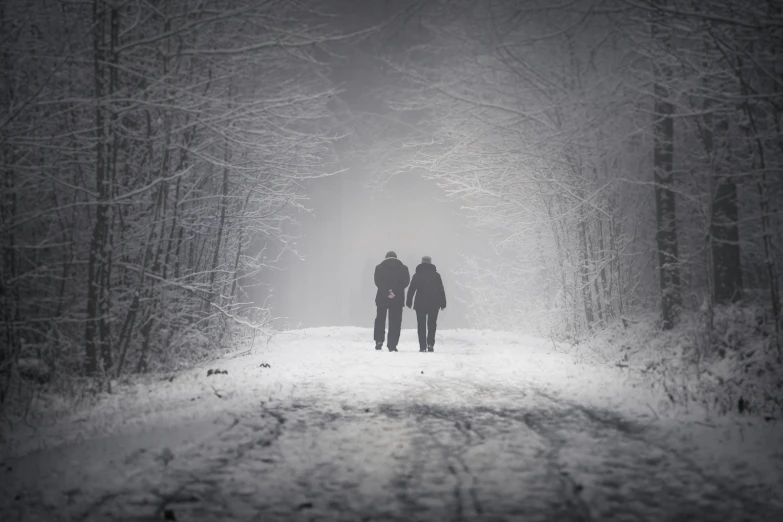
[0,0,346,399]
[364,1,783,345]
[1,1,782,415]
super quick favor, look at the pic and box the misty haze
[1,1,782,521]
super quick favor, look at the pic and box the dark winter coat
[406,263,447,311]
[374,257,411,307]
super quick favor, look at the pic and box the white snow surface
[1,327,782,521]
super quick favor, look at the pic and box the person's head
[421,256,432,264]
[385,251,397,259]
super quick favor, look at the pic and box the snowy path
[2,327,782,521]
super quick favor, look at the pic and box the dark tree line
[0,0,345,399]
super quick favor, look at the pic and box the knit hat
[421,256,432,264]
[385,251,397,259]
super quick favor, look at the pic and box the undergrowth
[0,326,260,450]
[572,305,783,419]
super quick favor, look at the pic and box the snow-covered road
[2,327,782,521]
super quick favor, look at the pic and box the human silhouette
[406,256,446,352]
[373,251,410,352]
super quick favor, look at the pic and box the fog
[4,0,782,519]
[270,166,493,330]
[259,0,503,331]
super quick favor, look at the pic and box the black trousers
[374,306,403,348]
[415,308,439,349]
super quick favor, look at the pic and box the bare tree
[0,0,351,401]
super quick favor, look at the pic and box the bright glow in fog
[269,168,493,330]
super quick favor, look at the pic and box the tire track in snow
[470,405,593,521]
[530,389,781,521]
[409,404,485,520]
[72,404,287,521]
[379,394,780,521]
[10,390,780,521]
[399,401,587,521]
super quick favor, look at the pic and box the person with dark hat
[373,251,410,351]
[406,256,446,352]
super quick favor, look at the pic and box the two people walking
[374,251,447,352]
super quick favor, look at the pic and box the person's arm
[403,266,411,288]
[406,274,417,308]
[374,265,382,289]
[438,273,447,309]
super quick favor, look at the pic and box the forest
[1,0,782,418]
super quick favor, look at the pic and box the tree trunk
[207,147,230,308]
[85,0,108,374]
[596,217,608,315]
[98,4,121,375]
[734,49,782,357]
[651,2,682,329]
[546,199,571,334]
[703,94,743,304]
[578,216,595,328]
[586,217,604,325]
[755,176,781,356]
[609,214,624,317]
[711,176,742,304]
